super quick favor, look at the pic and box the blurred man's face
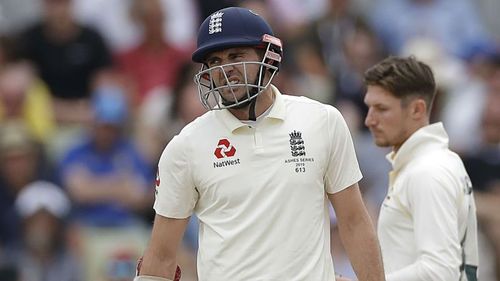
[178,84,207,123]
[0,149,37,191]
[343,30,380,73]
[0,64,33,117]
[93,124,121,151]
[43,0,73,27]
[23,210,61,254]
[364,85,414,151]
[134,0,165,36]
[481,82,500,144]
[205,47,265,104]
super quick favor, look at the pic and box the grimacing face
[205,46,265,102]
[364,85,414,150]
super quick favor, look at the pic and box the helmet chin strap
[248,94,258,121]
[220,87,259,120]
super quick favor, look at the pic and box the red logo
[214,139,236,159]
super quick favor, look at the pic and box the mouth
[221,78,247,97]
[224,77,241,86]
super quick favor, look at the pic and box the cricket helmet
[192,7,283,110]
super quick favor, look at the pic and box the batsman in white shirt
[134,6,386,281]
[364,56,479,281]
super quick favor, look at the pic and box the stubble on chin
[372,135,390,148]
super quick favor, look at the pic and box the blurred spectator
[73,0,197,52]
[135,63,206,166]
[116,0,192,108]
[59,85,153,227]
[313,0,364,71]
[287,40,333,104]
[399,39,452,122]
[370,0,496,60]
[0,36,20,68]
[194,0,239,24]
[463,66,500,281]
[334,20,384,116]
[313,0,384,115]
[237,0,274,26]
[13,181,83,281]
[240,1,332,103]
[104,251,137,281]
[438,49,500,154]
[19,0,112,124]
[0,62,56,143]
[163,64,207,145]
[267,0,328,38]
[0,121,53,251]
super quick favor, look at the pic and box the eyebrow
[371,103,389,109]
[206,48,249,63]
[364,99,384,107]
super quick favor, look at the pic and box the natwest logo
[214,138,236,159]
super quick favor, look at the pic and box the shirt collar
[215,84,286,133]
[386,122,449,172]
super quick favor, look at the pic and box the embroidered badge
[284,130,313,173]
[289,130,306,157]
[208,12,224,34]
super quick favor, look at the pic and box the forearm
[338,210,385,281]
[66,175,119,203]
[138,215,189,279]
[328,184,385,281]
[139,243,178,279]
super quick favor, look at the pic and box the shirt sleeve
[387,167,461,281]
[324,106,362,194]
[153,134,198,218]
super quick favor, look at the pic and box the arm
[64,166,153,209]
[328,183,385,281]
[138,214,190,279]
[64,166,121,203]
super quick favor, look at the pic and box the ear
[410,99,427,120]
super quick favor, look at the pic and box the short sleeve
[324,107,362,194]
[153,134,198,218]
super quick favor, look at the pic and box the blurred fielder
[134,6,385,281]
[364,56,479,281]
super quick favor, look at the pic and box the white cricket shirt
[378,123,479,281]
[154,85,362,281]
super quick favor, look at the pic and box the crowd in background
[0,0,499,280]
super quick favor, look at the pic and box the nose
[209,64,233,83]
[222,64,235,77]
[365,108,376,128]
